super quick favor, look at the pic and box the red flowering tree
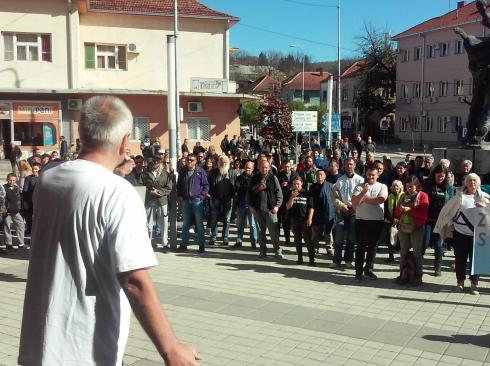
[258,86,293,147]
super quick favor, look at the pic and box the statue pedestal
[432,147,490,175]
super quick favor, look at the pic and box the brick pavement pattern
[1,238,490,366]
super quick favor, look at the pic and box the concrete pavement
[1,233,490,365]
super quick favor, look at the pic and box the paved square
[1,236,490,366]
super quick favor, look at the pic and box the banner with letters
[472,206,490,275]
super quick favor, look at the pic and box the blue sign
[472,207,490,275]
[43,124,55,146]
[331,113,340,133]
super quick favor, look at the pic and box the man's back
[19,159,157,365]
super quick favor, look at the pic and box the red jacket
[395,191,429,228]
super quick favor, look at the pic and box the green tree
[257,51,268,66]
[259,86,293,146]
[240,100,263,126]
[288,100,307,111]
[354,24,396,137]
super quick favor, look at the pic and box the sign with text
[331,113,340,133]
[190,78,228,93]
[472,206,490,275]
[13,102,60,121]
[380,117,390,131]
[292,111,318,132]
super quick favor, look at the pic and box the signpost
[292,111,317,163]
[472,206,490,275]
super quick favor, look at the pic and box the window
[14,121,57,146]
[132,117,150,141]
[439,81,448,97]
[401,84,409,98]
[455,39,464,54]
[424,117,433,132]
[414,46,422,61]
[342,87,348,101]
[438,116,451,132]
[454,116,463,132]
[440,42,450,57]
[188,118,210,141]
[425,82,434,97]
[413,116,422,131]
[454,79,464,95]
[413,83,421,98]
[3,33,51,61]
[400,116,409,132]
[427,44,436,59]
[401,49,410,62]
[85,43,127,70]
[322,91,327,101]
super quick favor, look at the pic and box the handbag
[389,225,398,246]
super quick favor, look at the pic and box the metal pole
[337,0,342,141]
[327,76,334,148]
[174,0,181,158]
[302,53,305,102]
[167,35,177,247]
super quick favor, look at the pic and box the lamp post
[290,44,306,154]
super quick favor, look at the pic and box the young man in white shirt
[18,96,199,365]
[352,167,388,282]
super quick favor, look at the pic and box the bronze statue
[454,0,490,147]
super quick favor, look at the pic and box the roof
[393,1,487,39]
[283,71,330,91]
[87,0,239,20]
[248,74,282,94]
[340,60,368,79]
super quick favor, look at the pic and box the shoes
[0,247,7,255]
[12,245,18,250]
[394,276,403,285]
[222,239,229,246]
[384,257,395,263]
[345,262,353,269]
[456,281,464,292]
[364,271,378,280]
[471,282,479,295]
[176,246,188,253]
[326,248,334,257]
[296,258,304,265]
[355,274,363,282]
[258,252,267,258]
[330,262,341,268]
[198,248,205,254]
[233,242,242,248]
[434,268,442,277]
[208,240,215,246]
[308,260,315,266]
[156,243,164,250]
[251,243,257,249]
[274,248,283,259]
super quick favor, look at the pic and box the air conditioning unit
[430,97,438,104]
[404,98,411,104]
[188,102,202,113]
[67,99,82,111]
[127,43,143,53]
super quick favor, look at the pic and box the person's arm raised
[118,268,200,366]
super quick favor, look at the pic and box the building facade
[0,0,244,156]
[282,71,329,107]
[393,0,488,146]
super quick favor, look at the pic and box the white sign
[191,78,228,93]
[17,106,53,115]
[380,117,390,131]
[292,111,318,132]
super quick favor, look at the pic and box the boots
[296,243,303,264]
[308,252,315,266]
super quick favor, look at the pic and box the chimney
[457,1,466,9]
[317,67,324,76]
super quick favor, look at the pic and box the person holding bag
[395,176,429,286]
[434,173,490,295]
[383,180,404,263]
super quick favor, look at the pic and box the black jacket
[248,172,283,211]
[208,168,236,201]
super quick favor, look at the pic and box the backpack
[399,251,417,286]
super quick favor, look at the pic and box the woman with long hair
[435,173,490,294]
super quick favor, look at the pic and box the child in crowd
[4,173,25,250]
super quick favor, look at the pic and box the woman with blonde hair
[383,180,404,263]
[18,159,32,191]
[435,173,490,294]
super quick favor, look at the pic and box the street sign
[292,111,318,132]
[380,117,390,131]
[472,206,490,275]
[331,113,340,133]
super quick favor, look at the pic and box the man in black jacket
[248,160,283,258]
[276,160,298,246]
[234,161,257,248]
[208,154,236,245]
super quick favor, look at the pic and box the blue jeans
[423,223,443,268]
[333,212,356,264]
[236,206,257,245]
[210,198,232,241]
[180,198,205,250]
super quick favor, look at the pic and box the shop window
[85,43,127,70]
[132,117,150,141]
[14,121,57,146]
[188,118,210,141]
[3,33,51,62]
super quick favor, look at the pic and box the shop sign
[191,78,228,93]
[13,102,59,120]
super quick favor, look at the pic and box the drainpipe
[224,22,230,81]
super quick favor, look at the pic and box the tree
[288,100,307,112]
[240,100,263,127]
[354,24,396,137]
[259,86,293,146]
[257,52,268,66]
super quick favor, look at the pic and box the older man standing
[207,154,236,246]
[248,160,283,258]
[177,153,209,253]
[234,160,257,248]
[18,96,198,365]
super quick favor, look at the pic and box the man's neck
[79,150,120,172]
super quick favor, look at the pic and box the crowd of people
[113,132,490,295]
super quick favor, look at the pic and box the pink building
[393,0,489,146]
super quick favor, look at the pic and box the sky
[201,0,459,62]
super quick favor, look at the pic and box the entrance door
[2,120,11,159]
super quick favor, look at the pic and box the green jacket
[385,191,403,224]
[298,168,318,191]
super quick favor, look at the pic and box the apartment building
[393,0,488,146]
[0,0,243,156]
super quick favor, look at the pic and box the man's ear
[119,133,130,156]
